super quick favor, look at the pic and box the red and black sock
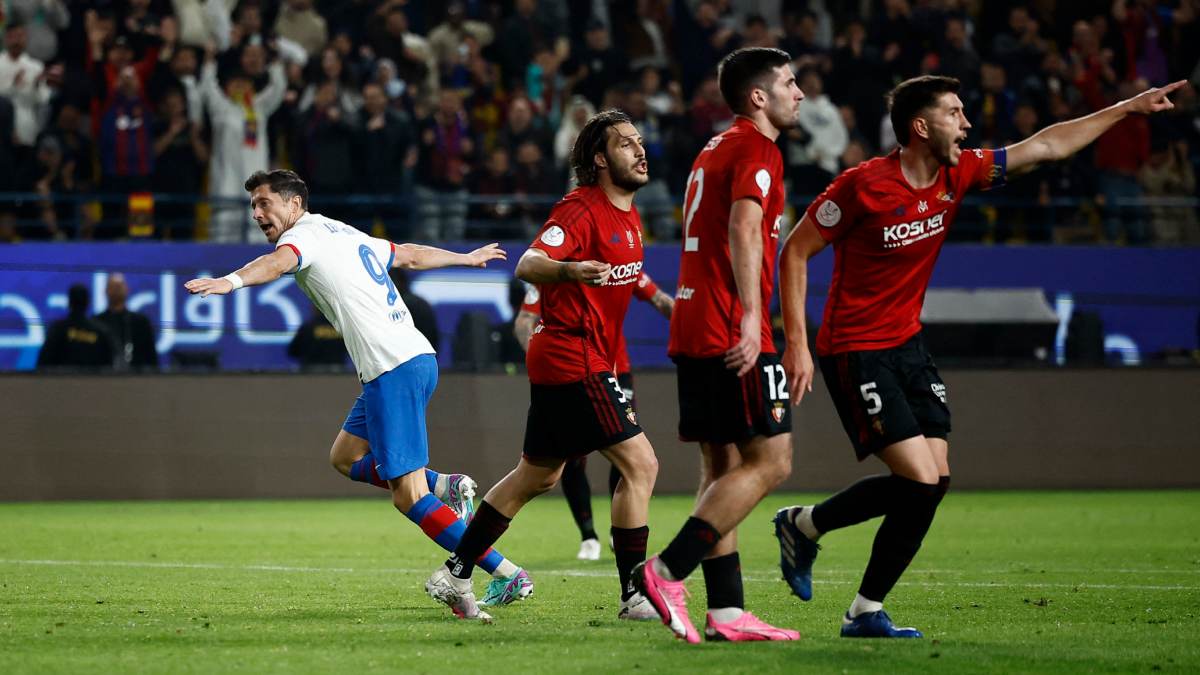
[701,552,744,610]
[659,516,721,581]
[611,525,649,600]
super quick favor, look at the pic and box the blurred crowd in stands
[2,0,1200,244]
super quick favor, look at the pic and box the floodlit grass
[1,491,1197,674]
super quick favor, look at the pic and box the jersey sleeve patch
[540,225,566,247]
[815,199,842,227]
[755,169,772,198]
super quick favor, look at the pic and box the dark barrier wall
[2,369,1198,501]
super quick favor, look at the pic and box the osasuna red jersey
[524,271,658,376]
[668,117,787,358]
[806,147,1007,355]
[526,185,645,385]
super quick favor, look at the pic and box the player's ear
[913,116,930,142]
[594,151,608,170]
[750,85,767,110]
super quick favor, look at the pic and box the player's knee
[764,451,793,489]
[630,451,659,488]
[329,450,351,476]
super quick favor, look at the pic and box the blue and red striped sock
[404,494,503,575]
[348,457,439,493]
[348,454,388,489]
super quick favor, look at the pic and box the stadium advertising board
[0,243,1195,370]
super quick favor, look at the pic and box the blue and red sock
[404,494,502,574]
[348,455,439,493]
[348,454,388,489]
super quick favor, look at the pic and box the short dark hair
[887,75,961,146]
[569,109,633,186]
[717,47,793,115]
[244,170,309,209]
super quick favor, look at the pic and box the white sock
[445,570,473,592]
[652,557,679,581]
[492,559,519,579]
[847,593,883,618]
[791,506,822,542]
[433,474,449,500]
[708,607,744,623]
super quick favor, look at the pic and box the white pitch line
[1,558,1196,592]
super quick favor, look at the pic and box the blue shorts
[341,354,438,480]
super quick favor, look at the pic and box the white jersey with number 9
[276,213,434,382]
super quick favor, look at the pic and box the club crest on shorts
[772,402,785,423]
[626,407,638,425]
[871,417,885,436]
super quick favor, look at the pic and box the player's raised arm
[514,248,612,286]
[391,242,507,270]
[184,246,298,297]
[1005,80,1186,176]
[779,214,829,405]
[724,197,765,376]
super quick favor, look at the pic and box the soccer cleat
[479,568,534,606]
[705,611,802,642]
[577,538,601,561]
[630,557,700,644]
[425,566,492,622]
[443,474,477,521]
[617,592,659,621]
[773,507,820,601]
[840,610,923,638]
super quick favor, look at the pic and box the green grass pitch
[2,491,1197,674]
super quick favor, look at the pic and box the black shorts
[617,372,636,412]
[818,333,951,461]
[674,353,793,445]
[523,371,642,460]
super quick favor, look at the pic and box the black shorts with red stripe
[523,371,642,460]
[817,332,951,461]
[674,353,792,445]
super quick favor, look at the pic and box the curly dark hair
[569,109,633,186]
[244,169,309,209]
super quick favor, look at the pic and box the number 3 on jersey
[359,244,398,306]
[682,168,704,252]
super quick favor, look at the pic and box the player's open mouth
[635,161,647,173]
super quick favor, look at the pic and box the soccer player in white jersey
[185,170,533,611]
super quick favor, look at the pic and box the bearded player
[426,110,661,622]
[632,47,803,643]
[774,75,1185,638]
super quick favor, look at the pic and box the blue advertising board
[1,243,1196,370]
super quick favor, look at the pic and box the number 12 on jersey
[682,168,704,252]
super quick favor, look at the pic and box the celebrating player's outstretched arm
[1005,80,1185,175]
[392,243,507,270]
